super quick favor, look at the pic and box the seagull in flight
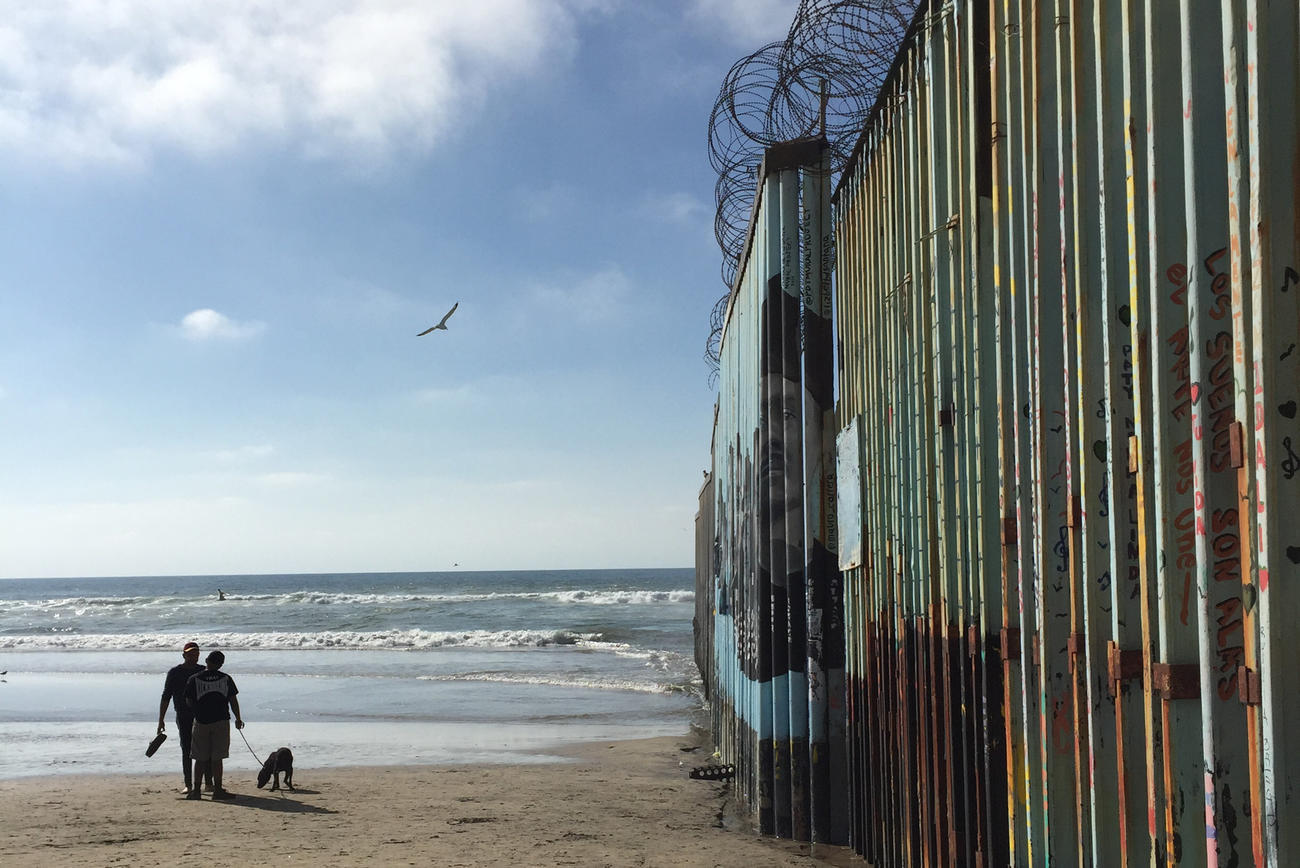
[417,302,459,336]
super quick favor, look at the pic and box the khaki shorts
[190,721,230,762]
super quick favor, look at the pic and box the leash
[238,728,291,797]
[238,727,264,766]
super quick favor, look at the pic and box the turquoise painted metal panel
[696,138,844,844]
[802,148,841,843]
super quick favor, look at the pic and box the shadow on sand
[179,791,335,814]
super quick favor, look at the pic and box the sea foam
[0,628,612,651]
[416,671,676,695]
[0,588,694,612]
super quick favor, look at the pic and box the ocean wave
[0,595,179,614]
[539,589,695,605]
[0,588,694,612]
[233,589,696,606]
[0,629,608,652]
[415,671,676,695]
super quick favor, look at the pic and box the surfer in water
[217,589,226,601]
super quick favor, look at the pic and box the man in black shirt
[157,641,204,794]
[182,650,244,800]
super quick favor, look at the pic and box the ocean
[0,569,701,780]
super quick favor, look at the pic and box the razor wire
[705,0,919,371]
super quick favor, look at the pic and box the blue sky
[0,0,796,578]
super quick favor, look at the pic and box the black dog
[256,747,295,791]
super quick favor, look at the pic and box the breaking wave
[417,671,675,695]
[0,628,612,652]
[0,588,694,614]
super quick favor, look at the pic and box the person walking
[182,650,244,801]
[157,641,205,795]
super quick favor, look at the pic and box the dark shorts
[191,720,230,762]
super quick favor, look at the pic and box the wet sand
[0,733,860,867]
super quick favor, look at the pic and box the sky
[0,0,798,579]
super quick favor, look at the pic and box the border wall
[698,1,1300,865]
[703,136,845,843]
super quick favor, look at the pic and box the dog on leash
[256,747,295,791]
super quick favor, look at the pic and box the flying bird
[417,302,459,336]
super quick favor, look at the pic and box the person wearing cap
[158,641,205,794]
[182,650,244,800]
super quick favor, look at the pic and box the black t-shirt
[183,670,239,725]
[161,662,203,717]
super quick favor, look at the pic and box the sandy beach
[0,733,857,867]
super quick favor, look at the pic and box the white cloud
[179,308,266,341]
[528,265,634,325]
[686,0,797,46]
[0,1,594,168]
[644,191,708,225]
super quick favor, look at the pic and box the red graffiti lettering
[1211,508,1239,551]
[1209,272,1232,320]
[1169,326,1192,420]
[1174,506,1197,569]
[1206,345,1234,408]
[1205,331,1237,471]
[1216,631,1246,700]
[1174,439,1194,495]
[1213,555,1240,584]
[1204,247,1229,277]
[1167,263,1189,305]
[1217,653,1245,700]
[1217,596,1243,642]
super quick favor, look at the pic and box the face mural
[761,368,804,537]
[759,291,806,594]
